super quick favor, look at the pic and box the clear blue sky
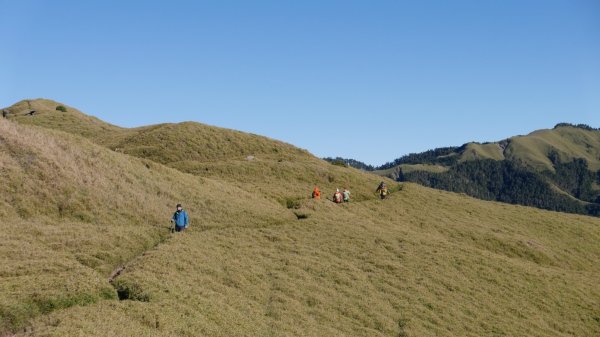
[1,0,599,166]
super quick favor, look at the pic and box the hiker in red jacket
[333,189,343,203]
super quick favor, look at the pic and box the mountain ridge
[2,99,600,336]
[326,123,600,216]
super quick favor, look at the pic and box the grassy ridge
[1,100,600,336]
[378,125,600,173]
[6,99,307,163]
[0,119,292,332]
[455,126,600,171]
[6,99,388,202]
[505,127,600,172]
[6,99,122,139]
[377,125,600,216]
[460,143,504,162]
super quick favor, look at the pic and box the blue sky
[1,0,599,166]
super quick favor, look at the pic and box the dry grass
[5,99,391,203]
[505,127,600,172]
[6,99,122,140]
[0,119,291,332]
[459,143,504,162]
[455,127,600,172]
[1,101,600,337]
[12,185,600,337]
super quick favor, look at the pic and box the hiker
[312,186,321,199]
[376,182,389,200]
[171,203,189,232]
[333,189,343,203]
[2,109,8,118]
[342,188,351,202]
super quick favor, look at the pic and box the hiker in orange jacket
[312,186,321,199]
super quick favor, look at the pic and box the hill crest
[1,100,600,336]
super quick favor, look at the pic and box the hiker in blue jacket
[171,203,189,232]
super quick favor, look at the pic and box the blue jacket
[172,210,189,227]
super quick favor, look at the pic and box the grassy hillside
[0,119,292,332]
[379,125,600,173]
[5,99,388,202]
[377,124,600,216]
[459,143,504,162]
[505,127,600,172]
[5,99,122,140]
[2,101,600,336]
[453,126,600,172]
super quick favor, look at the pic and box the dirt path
[107,228,172,285]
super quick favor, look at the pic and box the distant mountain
[375,123,600,216]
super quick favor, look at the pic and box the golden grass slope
[5,99,393,202]
[459,143,505,162]
[376,125,600,177]
[6,99,307,164]
[456,127,600,172]
[0,119,292,332]
[1,101,600,336]
[6,99,122,140]
[505,127,600,172]
[14,185,600,337]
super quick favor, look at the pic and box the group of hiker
[312,186,350,203]
[312,181,390,203]
[170,182,391,233]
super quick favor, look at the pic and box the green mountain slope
[1,101,600,336]
[505,126,600,172]
[377,124,600,216]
